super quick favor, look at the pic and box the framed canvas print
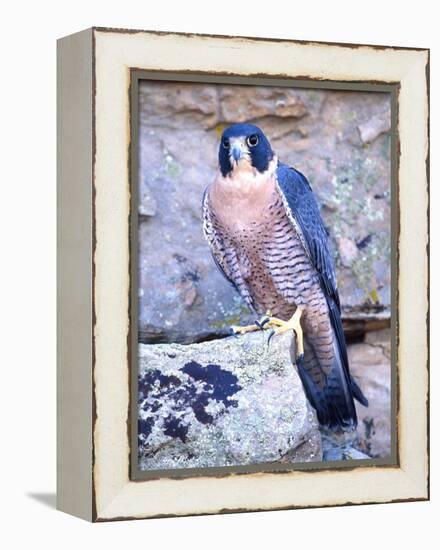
[57,27,429,522]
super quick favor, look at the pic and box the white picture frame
[57,27,429,522]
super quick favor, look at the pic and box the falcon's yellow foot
[231,311,273,336]
[265,308,304,362]
[230,323,260,335]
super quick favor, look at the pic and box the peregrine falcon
[203,123,368,430]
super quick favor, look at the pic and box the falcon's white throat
[210,154,279,232]
[228,155,278,194]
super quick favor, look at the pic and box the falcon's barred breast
[203,123,368,430]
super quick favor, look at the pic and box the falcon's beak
[231,144,243,163]
[229,138,248,167]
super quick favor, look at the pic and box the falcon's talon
[257,316,271,329]
[267,329,276,346]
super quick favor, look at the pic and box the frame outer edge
[90,29,429,521]
[57,27,94,522]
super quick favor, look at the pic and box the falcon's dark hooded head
[218,123,275,177]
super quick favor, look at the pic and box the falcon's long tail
[294,297,368,431]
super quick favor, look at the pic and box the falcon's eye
[222,137,230,149]
[247,134,259,147]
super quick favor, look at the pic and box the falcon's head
[218,123,275,177]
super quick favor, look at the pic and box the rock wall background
[137,80,392,464]
[138,81,391,344]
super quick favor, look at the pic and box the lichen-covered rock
[138,81,391,344]
[138,331,322,471]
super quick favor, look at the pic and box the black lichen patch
[138,362,242,446]
[138,417,154,440]
[138,369,182,402]
[163,416,189,442]
[181,361,241,411]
